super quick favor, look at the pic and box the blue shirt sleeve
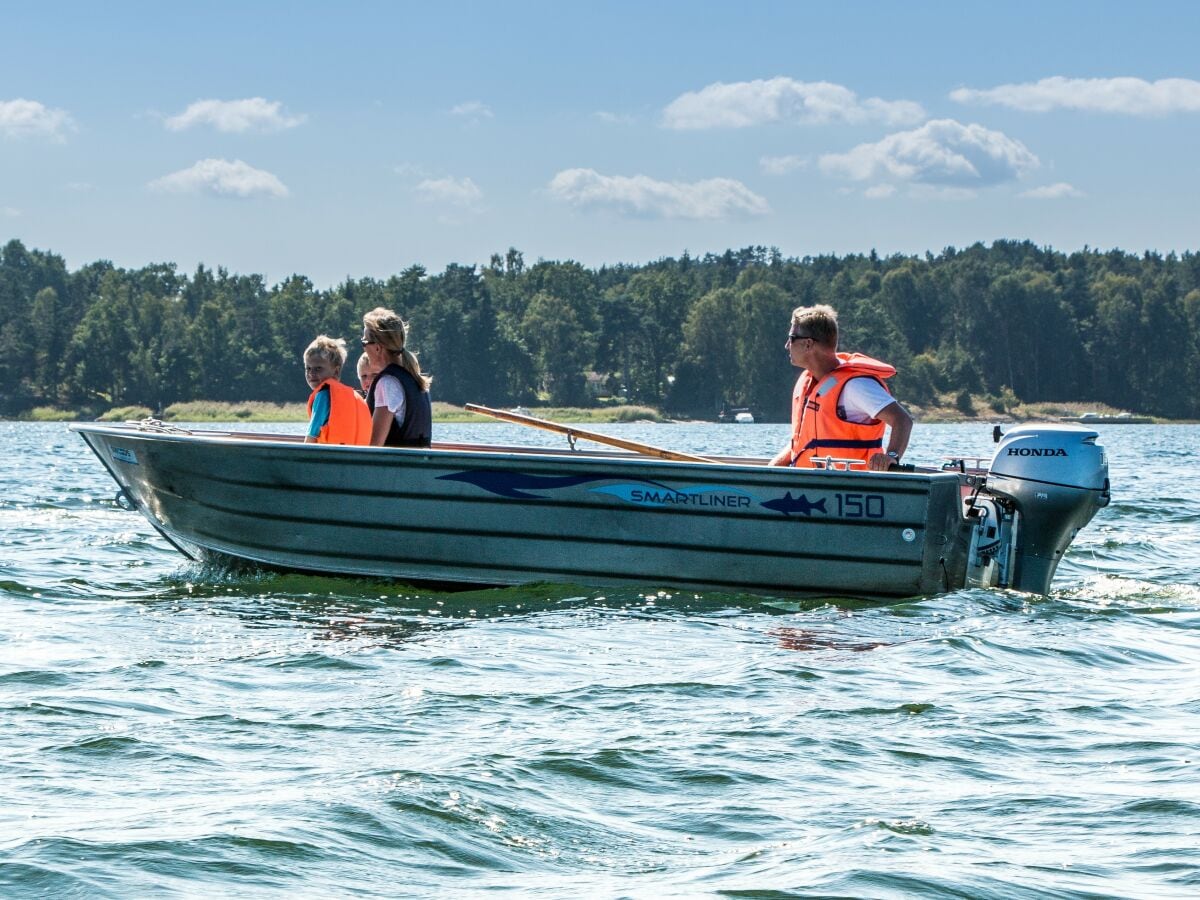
[307,387,331,438]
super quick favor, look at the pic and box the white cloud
[165,98,306,133]
[1020,182,1085,199]
[393,162,430,179]
[449,101,493,121]
[662,77,924,129]
[594,111,635,125]
[759,154,808,175]
[0,98,74,141]
[413,176,484,225]
[864,184,896,200]
[950,76,1200,115]
[818,119,1039,187]
[908,185,978,201]
[148,158,289,198]
[548,168,769,219]
[1,206,20,217]
[414,176,483,209]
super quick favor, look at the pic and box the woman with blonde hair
[360,307,433,447]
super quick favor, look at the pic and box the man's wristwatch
[886,450,900,462]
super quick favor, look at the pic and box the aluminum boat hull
[73,423,975,599]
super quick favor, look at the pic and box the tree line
[1,238,1198,420]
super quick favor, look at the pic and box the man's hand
[866,451,893,471]
[868,401,913,472]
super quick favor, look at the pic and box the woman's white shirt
[374,373,407,426]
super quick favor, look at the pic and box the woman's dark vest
[366,363,432,448]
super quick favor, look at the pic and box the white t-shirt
[838,376,894,424]
[373,373,407,427]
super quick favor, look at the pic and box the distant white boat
[733,411,755,424]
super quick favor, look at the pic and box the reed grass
[162,401,309,422]
[33,397,1163,426]
[906,394,1154,423]
[26,406,85,421]
[68,399,671,424]
[433,403,666,423]
[96,406,155,422]
[530,405,665,423]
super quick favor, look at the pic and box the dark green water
[2,422,1197,897]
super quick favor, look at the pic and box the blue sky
[3,0,1199,287]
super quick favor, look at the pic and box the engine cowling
[984,425,1110,593]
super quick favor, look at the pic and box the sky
[2,0,1199,288]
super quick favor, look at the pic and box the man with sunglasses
[769,304,912,471]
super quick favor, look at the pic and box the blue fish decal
[761,491,827,517]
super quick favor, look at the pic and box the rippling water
[2,421,1198,897]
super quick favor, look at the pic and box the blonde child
[304,336,371,445]
[357,352,380,397]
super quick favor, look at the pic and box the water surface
[2,422,1197,897]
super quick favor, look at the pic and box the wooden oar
[464,404,718,464]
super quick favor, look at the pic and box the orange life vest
[307,378,372,445]
[773,353,896,468]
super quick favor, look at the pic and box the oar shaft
[464,404,715,464]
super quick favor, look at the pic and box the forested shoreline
[1,238,1197,421]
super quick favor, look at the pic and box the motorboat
[719,407,755,424]
[72,419,1110,600]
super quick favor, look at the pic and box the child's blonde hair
[305,335,347,369]
[356,352,376,379]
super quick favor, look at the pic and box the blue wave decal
[592,483,753,509]
[761,491,827,517]
[437,470,738,507]
[438,470,616,499]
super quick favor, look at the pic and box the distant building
[585,372,607,399]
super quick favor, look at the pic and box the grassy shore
[431,403,666,423]
[905,398,1168,424]
[16,395,1172,424]
[52,400,668,424]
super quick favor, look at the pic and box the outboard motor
[980,425,1110,593]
